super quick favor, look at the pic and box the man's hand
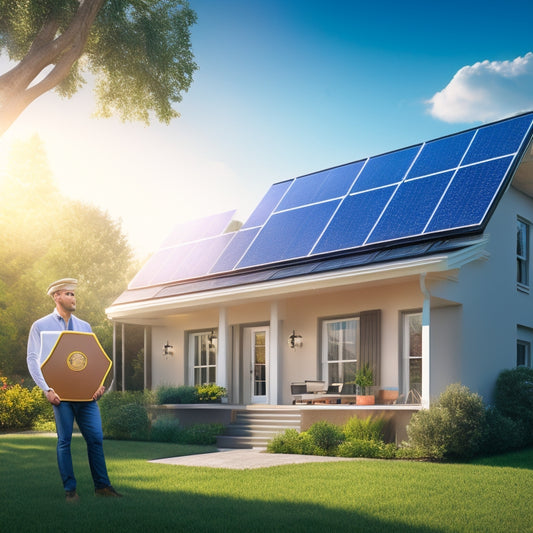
[92,386,105,401]
[45,389,61,406]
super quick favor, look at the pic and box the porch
[149,403,421,448]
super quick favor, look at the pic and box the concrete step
[217,408,301,449]
[223,426,293,438]
[217,435,273,449]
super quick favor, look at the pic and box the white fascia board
[106,239,488,320]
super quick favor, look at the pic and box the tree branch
[0,0,106,136]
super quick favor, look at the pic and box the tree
[0,136,135,377]
[0,0,197,135]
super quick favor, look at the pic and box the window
[517,340,531,367]
[517,218,529,288]
[402,312,422,401]
[189,331,217,385]
[321,318,359,386]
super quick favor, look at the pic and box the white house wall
[149,278,429,404]
[427,185,533,403]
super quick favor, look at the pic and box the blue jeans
[53,401,110,492]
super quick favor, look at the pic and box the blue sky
[1,0,533,258]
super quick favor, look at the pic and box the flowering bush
[196,384,227,402]
[0,378,53,430]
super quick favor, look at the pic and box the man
[27,278,122,501]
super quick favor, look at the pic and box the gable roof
[109,112,533,312]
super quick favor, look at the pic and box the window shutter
[359,310,381,387]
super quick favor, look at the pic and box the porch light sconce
[163,341,174,356]
[288,330,303,349]
[208,330,217,344]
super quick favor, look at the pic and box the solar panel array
[129,112,533,290]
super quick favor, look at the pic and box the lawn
[1,434,532,532]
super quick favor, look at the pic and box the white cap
[47,278,78,296]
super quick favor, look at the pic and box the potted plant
[354,363,375,405]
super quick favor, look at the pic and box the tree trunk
[0,0,106,136]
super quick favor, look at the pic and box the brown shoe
[65,490,79,502]
[95,485,122,498]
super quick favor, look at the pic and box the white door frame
[244,326,270,404]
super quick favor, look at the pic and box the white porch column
[217,307,228,389]
[110,321,117,392]
[420,273,431,409]
[269,302,280,405]
[121,323,126,391]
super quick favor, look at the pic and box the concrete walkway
[150,448,358,470]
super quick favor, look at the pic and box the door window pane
[253,332,267,396]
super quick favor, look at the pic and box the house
[106,111,533,443]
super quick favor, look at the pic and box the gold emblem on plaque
[67,351,88,372]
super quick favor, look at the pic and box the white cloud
[427,52,533,123]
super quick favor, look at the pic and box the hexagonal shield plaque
[41,331,112,401]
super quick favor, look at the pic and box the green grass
[1,434,532,532]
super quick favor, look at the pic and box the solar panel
[276,161,363,211]
[351,145,421,193]
[129,210,237,289]
[425,156,514,233]
[129,112,533,290]
[367,172,453,244]
[312,187,395,254]
[241,181,291,229]
[236,112,533,268]
[210,227,259,273]
[237,200,340,268]
[159,210,236,247]
[407,131,475,179]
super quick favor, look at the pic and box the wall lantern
[163,341,174,357]
[288,330,303,349]
[207,330,217,350]
[208,330,217,344]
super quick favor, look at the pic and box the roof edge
[106,238,487,320]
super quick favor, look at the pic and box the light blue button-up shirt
[27,309,92,391]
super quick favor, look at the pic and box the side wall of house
[429,185,533,403]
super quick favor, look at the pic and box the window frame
[401,310,423,402]
[188,330,218,386]
[321,316,360,387]
[517,339,531,368]
[517,217,530,291]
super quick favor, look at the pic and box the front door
[245,326,269,404]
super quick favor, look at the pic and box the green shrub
[481,406,526,455]
[438,383,486,457]
[267,429,303,454]
[150,415,183,443]
[406,384,485,459]
[343,415,386,442]
[0,385,53,430]
[337,439,397,459]
[493,367,533,443]
[180,423,224,445]
[99,391,151,440]
[306,420,344,456]
[196,384,227,402]
[394,445,428,460]
[155,385,198,404]
[150,416,224,445]
[405,407,449,460]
